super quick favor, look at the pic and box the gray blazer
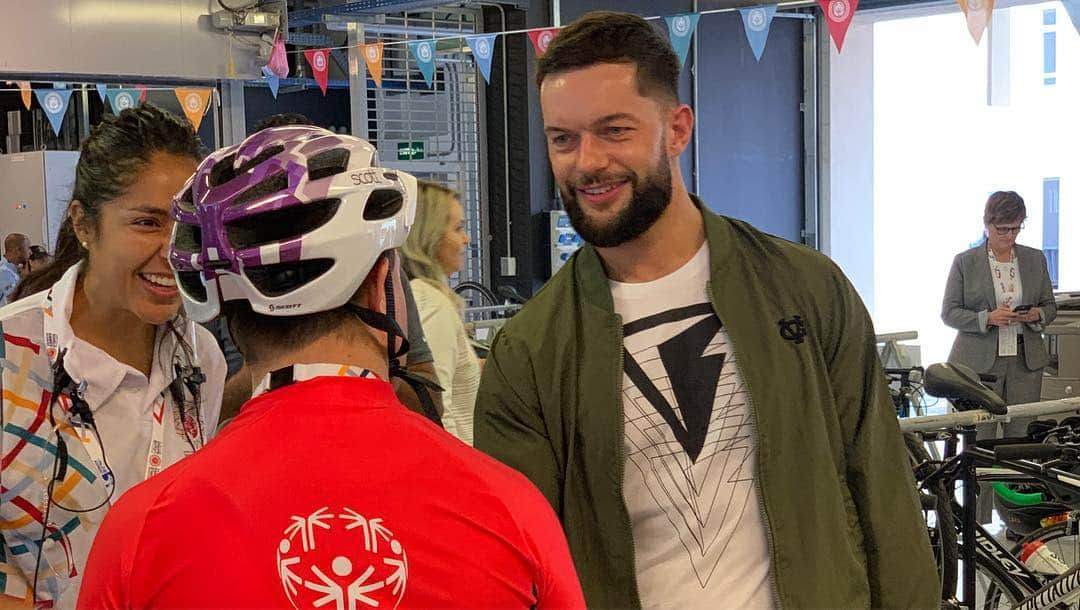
[941,243,1057,373]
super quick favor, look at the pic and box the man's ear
[359,255,391,314]
[667,103,695,159]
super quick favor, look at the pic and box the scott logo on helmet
[269,303,302,312]
[350,170,389,186]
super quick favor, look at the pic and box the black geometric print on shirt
[623,303,755,588]
[624,314,723,463]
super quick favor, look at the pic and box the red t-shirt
[77,376,585,609]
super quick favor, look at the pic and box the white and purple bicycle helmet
[169,125,417,323]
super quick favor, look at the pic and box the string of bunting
[258,0,1080,96]
[2,83,214,135]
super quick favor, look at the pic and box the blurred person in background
[26,245,52,274]
[402,181,482,444]
[0,233,30,305]
[942,190,1056,420]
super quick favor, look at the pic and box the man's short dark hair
[535,11,680,105]
[223,300,357,365]
[252,112,315,132]
[222,252,392,366]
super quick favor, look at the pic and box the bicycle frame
[920,427,1080,607]
[1014,561,1080,610]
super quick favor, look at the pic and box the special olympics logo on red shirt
[276,507,408,609]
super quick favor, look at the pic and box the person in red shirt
[77,126,585,610]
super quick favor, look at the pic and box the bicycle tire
[905,433,959,599]
[987,521,1080,605]
[975,550,1029,609]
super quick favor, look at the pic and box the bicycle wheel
[1011,521,1080,567]
[975,551,1029,609]
[986,520,1080,606]
[905,433,959,599]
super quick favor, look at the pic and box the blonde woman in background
[402,181,481,444]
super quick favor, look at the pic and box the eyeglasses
[992,223,1024,236]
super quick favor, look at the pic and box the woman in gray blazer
[942,191,1057,414]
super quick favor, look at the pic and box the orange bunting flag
[16,81,31,110]
[362,43,384,88]
[174,88,212,131]
[957,0,995,44]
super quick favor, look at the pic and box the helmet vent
[236,145,285,175]
[208,153,238,187]
[173,223,202,252]
[363,189,404,221]
[177,271,208,303]
[307,148,351,181]
[247,258,334,298]
[234,172,290,207]
[226,198,341,249]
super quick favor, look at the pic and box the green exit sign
[397,141,425,160]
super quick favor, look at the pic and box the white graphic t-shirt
[611,244,774,609]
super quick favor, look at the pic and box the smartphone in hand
[1013,304,1033,313]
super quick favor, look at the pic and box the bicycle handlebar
[993,443,1064,461]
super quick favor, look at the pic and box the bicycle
[911,362,1080,609]
[886,366,929,418]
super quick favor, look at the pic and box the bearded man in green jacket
[473,10,937,610]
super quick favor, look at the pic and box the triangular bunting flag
[408,40,437,88]
[819,0,860,52]
[262,66,281,99]
[304,48,330,95]
[16,81,32,110]
[1064,0,1080,35]
[34,89,74,136]
[105,88,140,113]
[362,43,384,88]
[528,28,559,57]
[740,5,778,62]
[269,36,289,77]
[95,83,107,101]
[664,14,701,67]
[957,0,995,44]
[175,87,212,131]
[466,34,498,83]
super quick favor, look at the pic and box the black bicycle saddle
[923,362,1007,415]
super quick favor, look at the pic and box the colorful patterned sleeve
[0,535,33,605]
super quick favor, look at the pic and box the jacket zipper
[612,314,643,609]
[736,361,784,610]
[710,280,783,609]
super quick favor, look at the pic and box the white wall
[827,18,877,311]
[830,0,1080,366]
[0,0,264,80]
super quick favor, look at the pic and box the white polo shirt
[0,263,226,608]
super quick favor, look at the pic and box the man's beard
[560,153,672,249]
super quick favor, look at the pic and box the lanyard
[75,421,115,496]
[145,396,168,480]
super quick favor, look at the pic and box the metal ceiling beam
[289,1,455,27]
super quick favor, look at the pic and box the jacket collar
[574,195,734,314]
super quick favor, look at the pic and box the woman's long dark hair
[11,104,201,301]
